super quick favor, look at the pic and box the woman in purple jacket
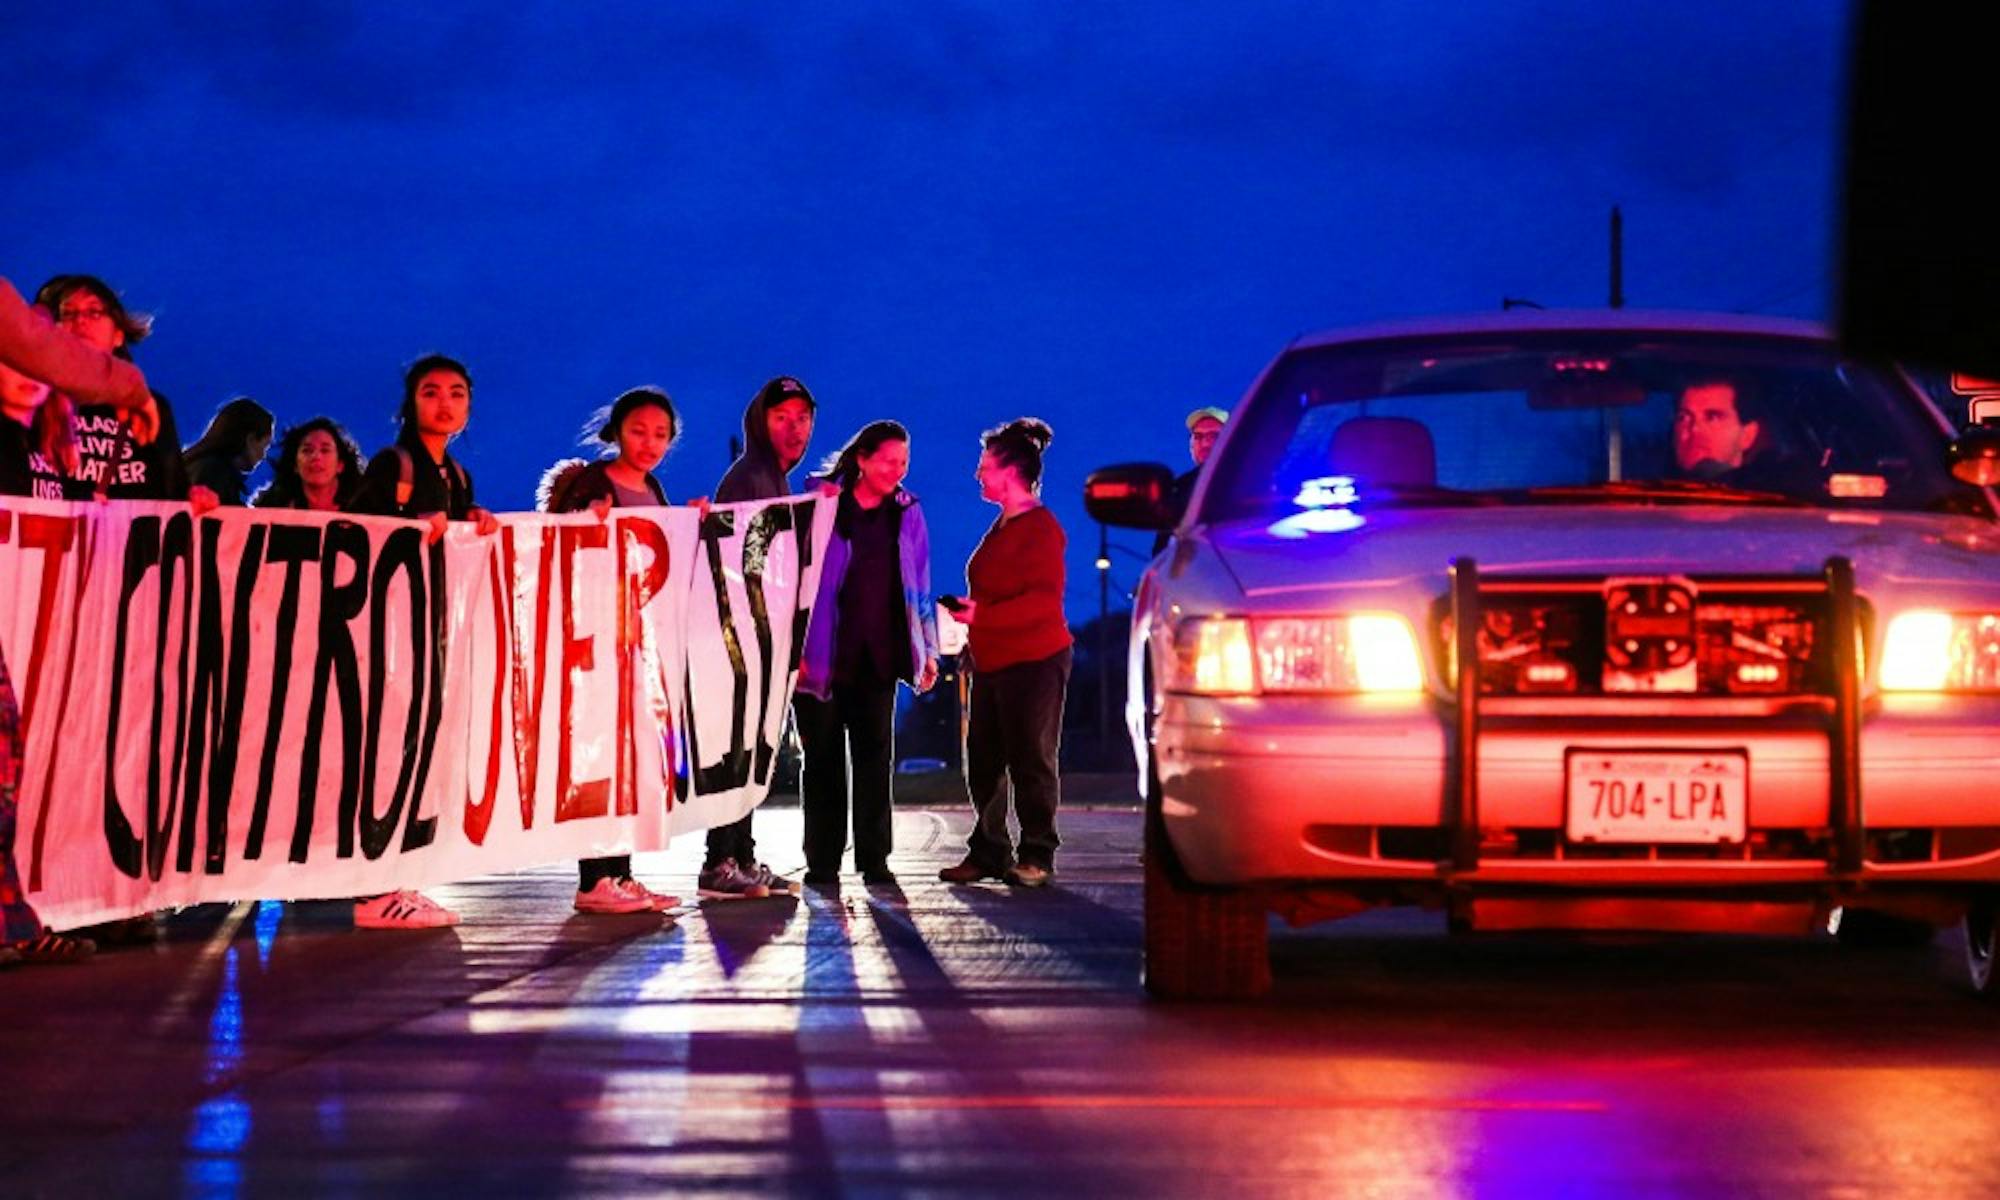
[796,421,940,887]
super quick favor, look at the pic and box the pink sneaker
[353,890,459,929]
[574,877,652,914]
[624,879,682,911]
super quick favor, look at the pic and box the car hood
[1204,504,2000,603]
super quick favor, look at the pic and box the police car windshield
[1200,332,1988,522]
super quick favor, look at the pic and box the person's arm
[0,277,151,411]
[968,517,1066,637]
[907,501,941,662]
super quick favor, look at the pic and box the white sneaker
[574,877,653,914]
[353,890,460,929]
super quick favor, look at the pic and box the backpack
[393,444,470,512]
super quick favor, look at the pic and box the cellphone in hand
[938,594,968,613]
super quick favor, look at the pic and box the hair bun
[1009,417,1053,451]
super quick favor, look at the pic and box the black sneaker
[938,859,1005,884]
[803,869,840,888]
[861,866,897,886]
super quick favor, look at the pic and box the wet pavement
[5,804,2000,1197]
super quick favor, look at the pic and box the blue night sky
[4,3,1852,618]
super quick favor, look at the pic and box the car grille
[1432,577,1862,697]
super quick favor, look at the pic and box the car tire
[1832,907,1935,949]
[1142,779,1270,1000]
[1964,895,2000,999]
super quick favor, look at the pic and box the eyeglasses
[58,307,112,324]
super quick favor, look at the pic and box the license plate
[1564,750,1748,844]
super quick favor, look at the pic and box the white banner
[0,494,832,928]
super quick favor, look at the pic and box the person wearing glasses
[0,277,156,966]
[33,276,197,506]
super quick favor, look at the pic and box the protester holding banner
[34,275,194,504]
[940,418,1071,889]
[539,386,687,914]
[0,288,155,966]
[345,353,497,928]
[699,375,820,900]
[0,370,91,959]
[184,395,275,506]
[0,655,92,965]
[353,353,499,539]
[795,421,940,887]
[251,417,364,511]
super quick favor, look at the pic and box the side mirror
[1085,462,1177,530]
[1947,425,2000,486]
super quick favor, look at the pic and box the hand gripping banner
[0,494,832,928]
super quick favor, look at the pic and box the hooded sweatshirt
[715,376,815,503]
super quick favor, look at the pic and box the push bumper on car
[1156,557,2000,922]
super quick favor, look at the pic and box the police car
[1087,310,2000,999]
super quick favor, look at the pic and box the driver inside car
[1670,378,1821,496]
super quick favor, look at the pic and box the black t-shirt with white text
[0,415,88,500]
[71,393,189,500]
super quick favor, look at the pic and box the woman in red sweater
[939,418,1071,888]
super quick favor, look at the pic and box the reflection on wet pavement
[4,808,2000,1195]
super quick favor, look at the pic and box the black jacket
[353,436,475,520]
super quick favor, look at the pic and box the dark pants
[796,681,898,872]
[578,856,630,891]
[704,814,756,871]
[964,646,1070,872]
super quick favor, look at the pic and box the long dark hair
[33,275,152,359]
[818,420,910,490]
[980,416,1053,492]
[185,395,275,463]
[252,416,364,508]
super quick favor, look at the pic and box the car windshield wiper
[1511,480,1813,507]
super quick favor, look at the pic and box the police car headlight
[1172,618,1256,694]
[1880,610,2000,691]
[1171,615,1424,695]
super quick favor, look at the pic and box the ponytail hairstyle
[817,419,910,490]
[184,395,275,463]
[979,416,1053,493]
